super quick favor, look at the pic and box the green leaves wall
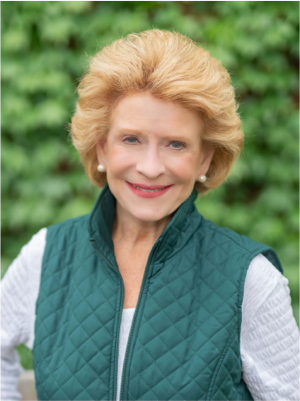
[2,1,299,327]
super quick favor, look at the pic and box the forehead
[109,92,203,140]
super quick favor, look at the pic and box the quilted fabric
[33,185,282,400]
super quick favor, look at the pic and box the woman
[1,29,298,401]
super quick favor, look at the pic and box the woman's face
[96,92,214,226]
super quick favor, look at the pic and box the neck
[112,204,171,248]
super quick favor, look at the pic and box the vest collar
[88,184,201,270]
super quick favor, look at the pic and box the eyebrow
[116,128,142,135]
[115,127,193,142]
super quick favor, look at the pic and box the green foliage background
[2,1,299,369]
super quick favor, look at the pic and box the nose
[136,146,166,178]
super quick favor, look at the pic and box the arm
[241,254,299,401]
[1,228,46,400]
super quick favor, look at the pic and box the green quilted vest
[33,185,282,400]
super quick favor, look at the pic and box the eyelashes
[123,136,186,150]
[169,141,186,150]
[123,136,139,144]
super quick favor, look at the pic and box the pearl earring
[198,175,206,183]
[97,164,105,172]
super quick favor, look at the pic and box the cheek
[168,155,199,183]
[106,146,133,176]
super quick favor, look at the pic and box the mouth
[130,182,171,191]
[126,182,173,198]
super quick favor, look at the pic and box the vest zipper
[113,270,125,401]
[119,238,162,401]
[89,239,125,401]
[90,237,162,401]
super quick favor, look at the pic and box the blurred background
[2,1,299,371]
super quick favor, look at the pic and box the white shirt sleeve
[1,228,46,401]
[241,253,299,401]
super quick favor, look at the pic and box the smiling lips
[126,181,173,198]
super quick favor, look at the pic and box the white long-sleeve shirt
[1,228,299,400]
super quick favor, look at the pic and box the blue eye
[124,136,138,144]
[170,141,185,149]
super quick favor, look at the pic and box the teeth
[132,184,165,192]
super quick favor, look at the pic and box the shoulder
[26,227,47,248]
[43,214,94,269]
[47,213,90,232]
[243,253,288,320]
[190,214,283,290]
[1,228,46,305]
[46,214,90,242]
[11,227,47,272]
[201,216,266,252]
[199,216,282,270]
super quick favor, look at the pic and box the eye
[169,141,185,150]
[123,136,139,144]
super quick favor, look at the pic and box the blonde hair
[71,29,243,194]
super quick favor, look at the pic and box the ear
[197,145,215,177]
[95,139,107,166]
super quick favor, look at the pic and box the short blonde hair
[71,29,243,194]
